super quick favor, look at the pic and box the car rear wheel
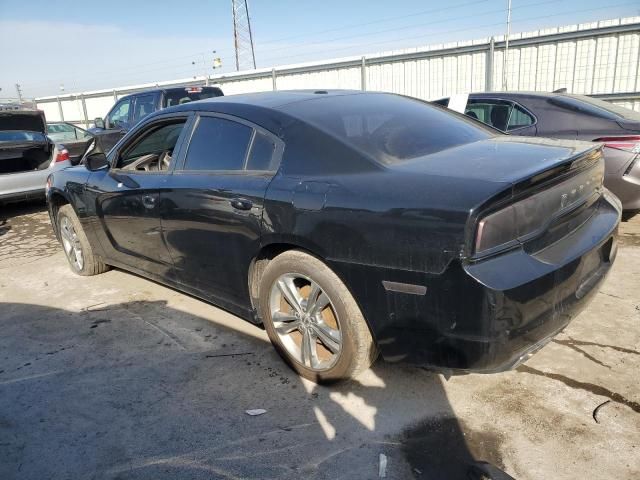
[259,250,377,383]
[57,204,109,276]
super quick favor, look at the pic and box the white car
[0,110,71,204]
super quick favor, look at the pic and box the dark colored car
[47,122,94,165]
[46,90,620,382]
[89,85,224,153]
[435,92,640,210]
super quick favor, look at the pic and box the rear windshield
[0,131,46,142]
[164,88,223,107]
[552,94,640,121]
[280,93,494,165]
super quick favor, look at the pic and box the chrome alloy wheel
[59,216,84,271]
[269,273,342,371]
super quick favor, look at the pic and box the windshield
[0,131,47,142]
[164,88,223,107]
[281,93,495,165]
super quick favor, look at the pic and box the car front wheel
[259,250,377,383]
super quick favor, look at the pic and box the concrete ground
[0,201,638,480]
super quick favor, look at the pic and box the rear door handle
[230,197,253,211]
[142,194,156,209]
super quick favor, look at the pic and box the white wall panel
[573,38,597,94]
[554,41,576,91]
[613,33,640,92]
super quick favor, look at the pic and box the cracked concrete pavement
[0,201,638,479]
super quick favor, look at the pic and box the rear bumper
[332,192,621,373]
[604,150,640,210]
[0,160,70,203]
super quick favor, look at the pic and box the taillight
[55,148,70,163]
[594,136,640,153]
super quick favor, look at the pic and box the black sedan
[435,92,640,211]
[46,91,620,382]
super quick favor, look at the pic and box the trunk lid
[0,110,47,134]
[391,136,601,190]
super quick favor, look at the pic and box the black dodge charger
[46,90,621,382]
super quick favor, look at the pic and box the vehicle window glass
[118,121,185,171]
[507,105,535,131]
[132,95,155,123]
[465,100,515,131]
[107,99,131,128]
[246,131,277,171]
[164,87,223,107]
[281,94,493,165]
[0,131,46,142]
[75,126,92,139]
[183,116,252,171]
[48,123,73,134]
[548,94,640,122]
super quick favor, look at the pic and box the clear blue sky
[1,0,638,97]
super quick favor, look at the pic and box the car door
[85,113,192,280]
[160,113,283,308]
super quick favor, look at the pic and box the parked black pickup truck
[89,85,223,153]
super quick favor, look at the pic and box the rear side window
[246,131,277,171]
[507,105,535,131]
[132,94,155,123]
[282,93,493,165]
[465,100,534,132]
[184,116,252,171]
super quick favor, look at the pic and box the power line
[257,2,638,66]
[21,1,495,92]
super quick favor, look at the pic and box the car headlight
[474,161,605,256]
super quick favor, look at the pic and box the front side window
[118,120,186,171]
[107,99,131,129]
[183,116,252,171]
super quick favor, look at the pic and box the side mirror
[85,153,109,171]
[94,117,105,129]
[81,138,109,170]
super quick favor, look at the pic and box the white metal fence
[36,16,640,127]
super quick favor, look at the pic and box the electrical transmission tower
[231,0,256,71]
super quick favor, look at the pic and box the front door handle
[142,194,156,209]
[230,197,253,211]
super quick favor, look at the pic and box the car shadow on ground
[0,198,47,220]
[0,300,514,480]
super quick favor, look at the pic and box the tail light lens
[55,148,70,163]
[474,160,605,256]
[594,136,640,154]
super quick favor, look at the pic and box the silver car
[0,110,71,203]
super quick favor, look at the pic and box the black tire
[57,204,109,276]
[259,249,377,383]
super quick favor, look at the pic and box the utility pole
[231,0,257,71]
[502,0,512,91]
[15,83,23,102]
